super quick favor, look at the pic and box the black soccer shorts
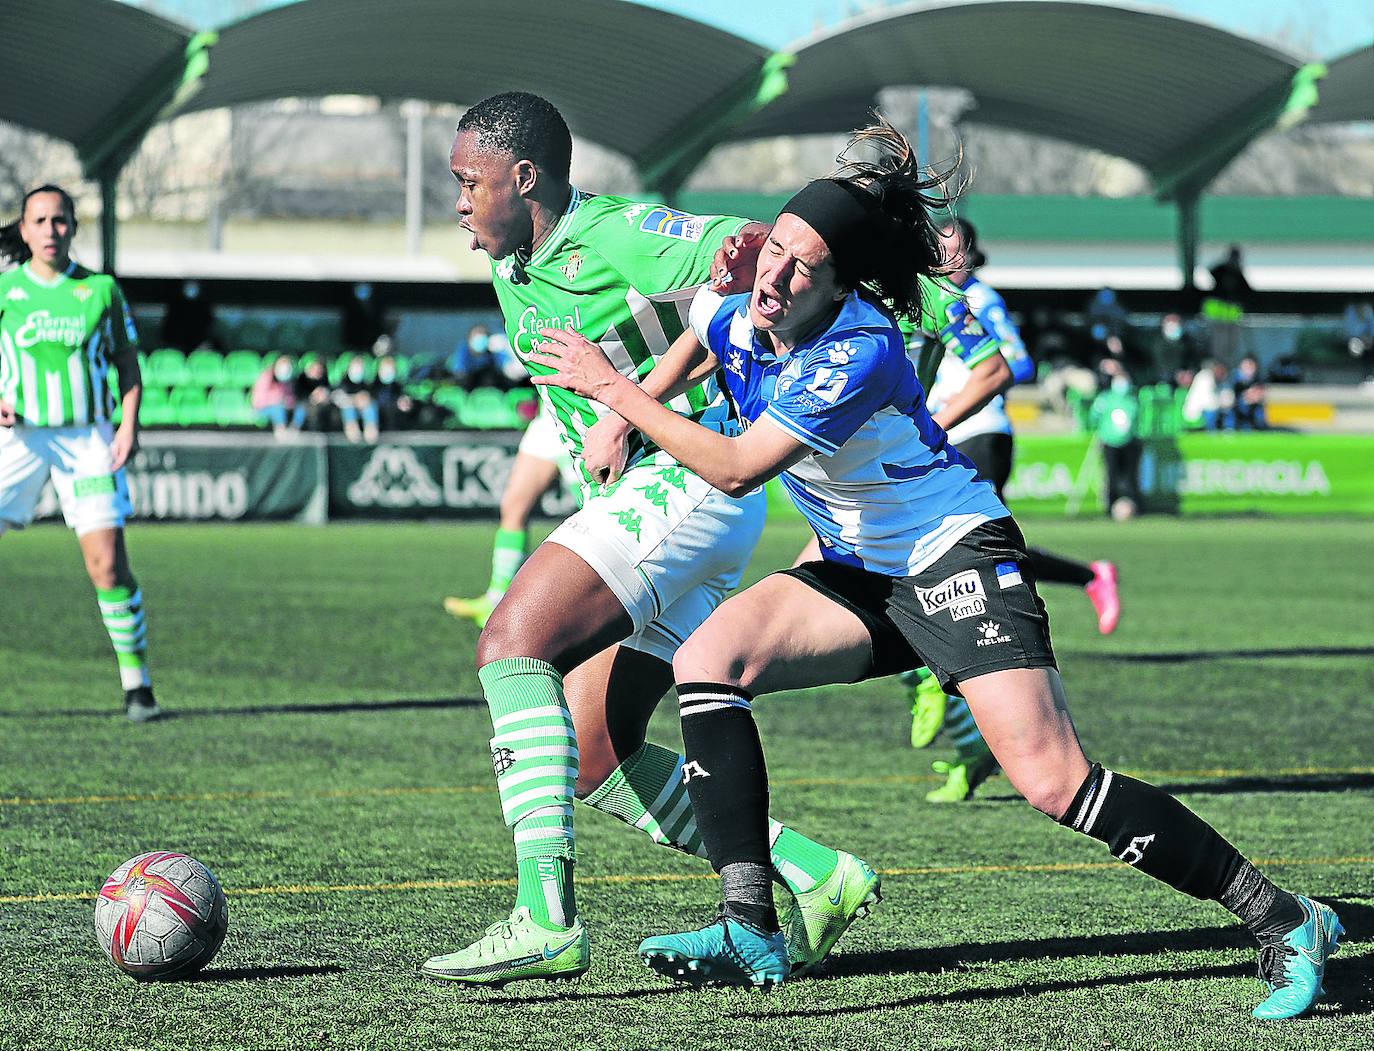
[781,516,1057,694]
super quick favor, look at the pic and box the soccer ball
[94,851,228,979]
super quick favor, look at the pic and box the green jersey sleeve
[917,274,1000,378]
[578,199,752,298]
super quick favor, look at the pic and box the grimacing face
[20,191,76,269]
[748,212,847,345]
[449,130,536,261]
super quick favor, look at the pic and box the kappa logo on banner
[915,569,987,621]
[347,446,442,508]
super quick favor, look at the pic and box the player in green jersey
[418,93,879,989]
[0,186,160,722]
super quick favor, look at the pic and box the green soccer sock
[944,697,987,759]
[486,527,529,601]
[582,742,839,894]
[96,583,149,691]
[480,657,578,930]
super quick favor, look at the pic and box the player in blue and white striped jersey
[530,119,1337,1016]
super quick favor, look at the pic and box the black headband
[778,179,878,285]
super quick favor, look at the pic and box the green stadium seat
[209,386,261,427]
[460,387,515,429]
[170,386,214,427]
[145,348,190,387]
[140,387,176,427]
[305,321,341,356]
[273,319,308,355]
[431,386,466,425]
[236,318,272,351]
[505,388,537,424]
[224,350,267,387]
[186,349,226,387]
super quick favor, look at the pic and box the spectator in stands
[1089,358,1143,520]
[342,281,385,352]
[1345,302,1373,383]
[450,323,502,389]
[1231,355,1268,430]
[160,280,220,353]
[1148,312,1203,386]
[293,357,334,432]
[1086,287,1128,347]
[1182,359,1234,430]
[334,354,380,443]
[1203,245,1251,368]
[374,354,419,431]
[251,355,305,436]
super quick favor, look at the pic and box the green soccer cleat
[926,745,999,803]
[908,671,948,749]
[639,915,788,991]
[418,906,589,988]
[1252,896,1343,1020]
[779,849,882,975]
[443,593,497,629]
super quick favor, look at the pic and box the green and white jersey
[906,273,999,394]
[491,189,749,496]
[0,262,136,427]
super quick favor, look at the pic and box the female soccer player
[529,122,1340,1018]
[0,185,160,721]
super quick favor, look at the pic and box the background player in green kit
[0,186,160,722]
[419,93,879,988]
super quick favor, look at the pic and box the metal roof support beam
[82,32,218,274]
[638,52,793,203]
[1152,62,1325,202]
[1174,189,1200,293]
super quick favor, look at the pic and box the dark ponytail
[0,184,77,266]
[826,116,963,320]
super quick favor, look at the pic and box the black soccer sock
[1059,763,1301,937]
[1027,547,1095,587]
[676,682,775,922]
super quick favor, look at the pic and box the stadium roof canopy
[1307,43,1374,124]
[729,0,1322,201]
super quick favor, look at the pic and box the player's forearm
[116,354,143,429]
[598,377,755,497]
[636,329,718,405]
[932,354,1012,431]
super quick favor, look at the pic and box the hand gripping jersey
[925,274,1035,445]
[0,262,136,427]
[490,190,749,496]
[690,287,1009,577]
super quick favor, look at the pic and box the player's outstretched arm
[110,342,143,471]
[931,352,1013,432]
[531,327,809,497]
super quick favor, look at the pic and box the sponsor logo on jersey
[621,204,649,225]
[959,311,985,337]
[73,286,94,302]
[975,620,1011,647]
[560,251,583,282]
[513,303,584,358]
[636,206,705,242]
[726,349,745,377]
[915,569,986,620]
[5,287,29,301]
[13,310,86,348]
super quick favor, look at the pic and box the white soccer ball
[94,851,228,979]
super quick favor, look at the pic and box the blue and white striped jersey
[690,287,1009,577]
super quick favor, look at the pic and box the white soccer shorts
[0,423,132,536]
[517,406,579,487]
[546,457,766,663]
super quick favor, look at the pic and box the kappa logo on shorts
[975,620,1012,647]
[915,569,987,621]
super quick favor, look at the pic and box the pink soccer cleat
[1084,560,1121,635]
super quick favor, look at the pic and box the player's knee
[672,638,750,691]
[82,549,118,590]
[1017,774,1080,822]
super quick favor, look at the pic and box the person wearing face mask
[252,355,305,435]
[450,323,501,390]
[334,354,380,443]
[0,185,163,722]
[372,354,418,431]
[1090,358,1144,519]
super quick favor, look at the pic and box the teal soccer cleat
[1252,896,1343,1020]
[639,915,788,991]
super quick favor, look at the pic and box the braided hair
[0,184,77,266]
